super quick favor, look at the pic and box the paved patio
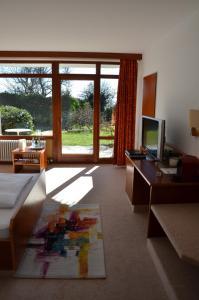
[62,145,113,158]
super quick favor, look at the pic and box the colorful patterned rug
[15,202,106,278]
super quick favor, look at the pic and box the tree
[80,81,116,121]
[0,93,52,130]
[61,95,80,130]
[4,66,71,97]
[0,66,72,131]
[0,105,34,132]
[4,67,52,97]
[69,102,93,130]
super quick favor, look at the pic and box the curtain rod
[0,51,142,60]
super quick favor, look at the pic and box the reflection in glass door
[61,80,94,155]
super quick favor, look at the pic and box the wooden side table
[12,148,47,173]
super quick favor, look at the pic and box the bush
[0,105,34,133]
[0,93,52,130]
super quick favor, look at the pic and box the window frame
[0,59,120,163]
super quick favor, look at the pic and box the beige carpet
[0,163,199,300]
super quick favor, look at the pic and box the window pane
[99,139,114,158]
[0,78,52,136]
[0,63,52,74]
[101,64,120,75]
[59,64,96,74]
[99,78,118,137]
[61,80,94,155]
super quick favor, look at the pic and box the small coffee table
[12,147,47,173]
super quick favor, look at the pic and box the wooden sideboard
[125,154,199,211]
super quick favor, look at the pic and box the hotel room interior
[0,0,199,299]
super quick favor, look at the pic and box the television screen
[142,116,165,161]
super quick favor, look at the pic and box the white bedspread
[0,174,39,238]
[0,174,33,208]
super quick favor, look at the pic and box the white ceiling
[0,0,199,53]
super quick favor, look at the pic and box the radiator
[0,140,44,162]
[0,140,19,161]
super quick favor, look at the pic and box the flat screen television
[142,115,165,161]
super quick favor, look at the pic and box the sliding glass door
[58,63,119,162]
[61,80,94,156]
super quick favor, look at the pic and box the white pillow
[0,174,33,208]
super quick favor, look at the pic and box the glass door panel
[61,80,94,155]
[99,139,114,158]
[99,78,118,136]
[99,78,118,159]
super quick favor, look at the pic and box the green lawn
[62,131,93,146]
[62,130,114,146]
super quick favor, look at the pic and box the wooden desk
[125,154,199,210]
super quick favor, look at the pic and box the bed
[0,170,46,270]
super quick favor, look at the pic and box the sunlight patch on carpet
[85,166,100,175]
[52,176,93,206]
[46,167,85,194]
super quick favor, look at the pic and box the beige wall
[137,10,199,157]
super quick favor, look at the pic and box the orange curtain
[114,59,138,165]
